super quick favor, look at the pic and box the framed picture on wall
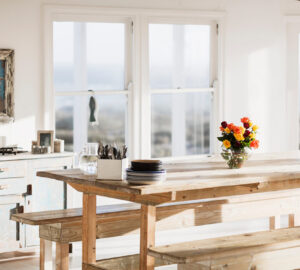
[37,130,54,153]
[0,49,14,123]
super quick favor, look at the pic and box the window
[149,23,214,157]
[53,21,130,153]
[50,10,220,159]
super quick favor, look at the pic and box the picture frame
[37,130,54,153]
[0,49,14,122]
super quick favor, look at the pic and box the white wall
[0,0,43,149]
[0,0,296,152]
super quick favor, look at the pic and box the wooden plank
[12,188,300,225]
[40,239,52,270]
[39,194,300,243]
[11,203,139,225]
[82,254,172,270]
[55,242,69,270]
[185,247,300,270]
[68,182,172,205]
[82,247,300,270]
[172,179,300,202]
[82,193,96,265]
[140,205,156,270]
[37,157,300,196]
[148,226,300,264]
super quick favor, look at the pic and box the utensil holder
[97,158,128,180]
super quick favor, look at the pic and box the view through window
[53,19,216,158]
[54,22,128,154]
[150,24,213,157]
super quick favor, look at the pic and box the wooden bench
[43,189,300,270]
[148,227,300,270]
[12,190,300,270]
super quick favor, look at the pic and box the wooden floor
[0,218,283,270]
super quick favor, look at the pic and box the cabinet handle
[0,168,8,173]
[0,184,8,190]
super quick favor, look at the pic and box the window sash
[46,6,223,160]
[140,19,218,158]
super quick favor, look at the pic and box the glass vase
[79,143,99,175]
[221,149,249,169]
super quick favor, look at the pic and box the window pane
[87,23,125,90]
[53,22,75,91]
[55,96,74,151]
[53,22,126,92]
[149,24,210,89]
[55,94,127,153]
[88,95,127,145]
[151,92,211,158]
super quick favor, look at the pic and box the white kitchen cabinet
[0,152,74,252]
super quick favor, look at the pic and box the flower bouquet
[217,117,259,169]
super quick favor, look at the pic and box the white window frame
[141,17,219,158]
[43,5,225,160]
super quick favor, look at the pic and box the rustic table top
[37,152,300,197]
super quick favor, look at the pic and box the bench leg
[269,216,280,230]
[140,204,156,270]
[40,239,52,270]
[82,193,96,266]
[289,214,300,227]
[56,242,69,270]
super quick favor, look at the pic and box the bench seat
[149,227,300,270]
[10,190,300,270]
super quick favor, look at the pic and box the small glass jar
[79,143,99,175]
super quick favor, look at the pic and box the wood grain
[37,157,300,194]
[37,194,300,243]
[40,239,52,270]
[140,205,156,270]
[11,203,139,225]
[148,226,300,264]
[178,247,300,270]
[82,193,96,265]
[83,254,171,270]
[269,216,281,230]
[55,242,69,270]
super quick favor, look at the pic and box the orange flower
[227,123,235,130]
[250,140,259,149]
[233,126,243,134]
[241,117,250,124]
[220,126,224,132]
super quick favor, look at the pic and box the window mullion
[73,22,88,154]
[171,25,186,156]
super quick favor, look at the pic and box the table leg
[82,193,96,267]
[140,204,156,270]
[56,242,69,270]
[40,239,52,270]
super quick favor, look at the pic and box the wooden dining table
[37,152,300,270]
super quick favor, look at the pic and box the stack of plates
[126,160,166,185]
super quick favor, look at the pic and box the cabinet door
[25,158,73,246]
[0,203,20,251]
